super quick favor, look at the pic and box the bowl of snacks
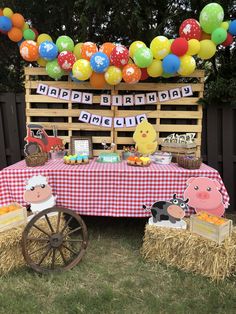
[152,151,172,165]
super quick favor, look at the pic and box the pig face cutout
[184,177,225,217]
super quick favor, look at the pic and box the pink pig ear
[186,177,196,185]
[213,179,221,190]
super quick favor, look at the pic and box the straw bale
[0,216,70,274]
[141,223,236,281]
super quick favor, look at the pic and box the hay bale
[0,216,69,275]
[141,223,236,281]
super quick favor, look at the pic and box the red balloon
[221,33,233,47]
[31,27,39,40]
[171,38,188,56]
[58,51,77,71]
[110,45,129,67]
[179,19,202,40]
[140,68,149,81]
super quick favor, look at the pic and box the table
[0,159,229,217]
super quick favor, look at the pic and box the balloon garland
[0,3,235,88]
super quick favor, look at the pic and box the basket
[177,155,202,169]
[25,152,48,167]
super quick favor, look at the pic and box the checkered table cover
[0,159,230,217]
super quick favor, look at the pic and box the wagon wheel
[21,207,88,273]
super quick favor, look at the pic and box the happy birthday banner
[36,83,193,105]
[78,111,147,128]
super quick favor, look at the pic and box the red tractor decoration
[24,124,64,155]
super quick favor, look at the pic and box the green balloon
[133,47,153,68]
[56,35,74,52]
[23,29,36,41]
[46,59,65,80]
[199,3,224,34]
[211,27,227,45]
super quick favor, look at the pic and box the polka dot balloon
[110,45,129,67]
[179,19,202,40]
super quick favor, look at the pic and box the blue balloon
[39,41,58,61]
[90,52,110,73]
[0,16,12,32]
[162,54,180,74]
[229,20,236,36]
[17,38,24,47]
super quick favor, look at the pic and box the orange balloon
[90,72,106,88]
[81,42,98,60]
[200,31,211,40]
[122,64,141,84]
[20,40,39,61]
[11,13,25,28]
[8,27,23,42]
[99,42,116,58]
[0,9,3,16]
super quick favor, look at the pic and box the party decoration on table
[25,152,48,167]
[133,119,157,155]
[177,155,202,169]
[24,124,64,155]
[143,194,189,229]
[101,141,116,152]
[163,132,196,145]
[0,3,235,86]
[63,154,89,165]
[184,177,227,217]
[190,212,232,244]
[152,151,172,165]
[122,146,137,160]
[127,156,151,166]
[24,175,57,214]
[97,152,120,163]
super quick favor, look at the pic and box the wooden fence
[0,93,235,211]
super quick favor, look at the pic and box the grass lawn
[0,216,236,314]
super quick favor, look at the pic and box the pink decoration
[179,18,202,40]
[171,38,188,56]
[110,45,129,67]
[184,177,226,217]
[58,51,76,71]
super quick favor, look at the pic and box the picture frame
[70,137,93,158]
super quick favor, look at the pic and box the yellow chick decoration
[133,119,157,155]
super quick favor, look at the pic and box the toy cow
[143,194,189,224]
[184,177,227,217]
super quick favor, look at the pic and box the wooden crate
[0,203,27,233]
[190,214,233,244]
[25,68,204,157]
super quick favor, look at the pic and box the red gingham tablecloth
[0,159,230,217]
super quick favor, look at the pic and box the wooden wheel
[21,207,88,273]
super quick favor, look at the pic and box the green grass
[0,216,236,314]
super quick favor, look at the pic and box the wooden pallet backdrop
[25,67,204,157]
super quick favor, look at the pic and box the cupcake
[83,155,89,163]
[136,158,142,166]
[140,156,150,165]
[70,155,77,164]
[127,156,136,165]
[77,155,83,164]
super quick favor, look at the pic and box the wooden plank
[40,122,113,131]
[115,83,204,92]
[158,125,201,132]
[25,94,102,103]
[116,110,202,119]
[25,80,113,90]
[26,108,113,117]
[25,67,204,78]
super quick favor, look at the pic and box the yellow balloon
[147,59,163,77]
[178,55,196,76]
[3,7,13,17]
[150,36,170,60]
[73,42,83,59]
[72,59,92,81]
[129,41,146,58]
[105,66,122,85]
[37,58,47,67]
[186,39,200,56]
[221,21,229,31]
[37,34,53,45]
[22,23,29,31]
[198,40,216,60]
